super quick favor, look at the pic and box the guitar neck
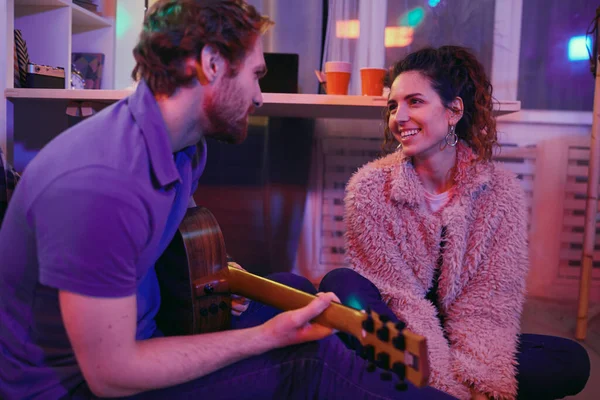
[227,267,365,338]
[193,265,430,387]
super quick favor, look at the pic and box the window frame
[364,0,593,125]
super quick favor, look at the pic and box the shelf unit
[3,89,522,120]
[0,0,521,156]
[7,0,114,90]
[1,0,115,155]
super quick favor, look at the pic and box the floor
[521,297,600,399]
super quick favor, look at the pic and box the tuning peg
[395,321,406,331]
[204,284,214,294]
[362,345,375,362]
[362,314,375,333]
[392,333,406,350]
[393,361,409,392]
[376,353,390,370]
[379,314,390,323]
[380,371,392,381]
[376,325,390,342]
[392,362,406,380]
[367,362,377,372]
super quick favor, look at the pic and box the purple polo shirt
[0,80,207,399]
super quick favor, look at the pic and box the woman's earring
[445,125,458,147]
[396,142,402,151]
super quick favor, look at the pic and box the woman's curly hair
[132,0,273,96]
[382,46,498,161]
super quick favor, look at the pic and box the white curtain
[322,0,387,95]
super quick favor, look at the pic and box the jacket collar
[389,141,493,206]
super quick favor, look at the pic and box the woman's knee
[319,268,381,298]
[265,272,317,295]
[564,338,591,392]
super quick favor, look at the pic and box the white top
[424,190,452,213]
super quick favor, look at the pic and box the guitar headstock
[354,308,430,389]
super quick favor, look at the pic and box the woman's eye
[387,103,397,111]
[409,98,423,105]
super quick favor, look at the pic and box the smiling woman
[383,46,496,163]
[336,45,591,399]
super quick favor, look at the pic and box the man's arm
[60,290,338,397]
[30,171,335,397]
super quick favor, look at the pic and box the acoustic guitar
[155,206,430,389]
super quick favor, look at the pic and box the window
[518,0,596,111]
[385,0,496,77]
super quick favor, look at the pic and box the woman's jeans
[317,268,591,400]
[89,268,589,400]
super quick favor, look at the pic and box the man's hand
[260,292,340,347]
[228,262,251,316]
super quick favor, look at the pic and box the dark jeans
[86,269,589,400]
[96,272,455,400]
[319,268,591,400]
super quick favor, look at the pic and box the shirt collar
[128,80,182,187]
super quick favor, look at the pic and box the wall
[247,0,323,94]
[114,0,145,89]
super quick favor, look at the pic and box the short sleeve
[32,168,150,298]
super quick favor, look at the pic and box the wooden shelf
[15,0,68,7]
[71,2,112,30]
[5,89,521,119]
[15,1,112,30]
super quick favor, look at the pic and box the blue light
[568,36,591,61]
[345,294,364,311]
[428,0,441,7]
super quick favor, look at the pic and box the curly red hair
[383,46,498,161]
[131,0,273,96]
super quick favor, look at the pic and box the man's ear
[196,44,226,85]
[448,96,464,125]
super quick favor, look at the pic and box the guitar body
[155,206,231,336]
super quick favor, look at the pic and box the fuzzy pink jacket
[344,142,529,400]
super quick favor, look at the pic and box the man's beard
[203,77,249,144]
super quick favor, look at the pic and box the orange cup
[325,61,352,95]
[360,68,386,96]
